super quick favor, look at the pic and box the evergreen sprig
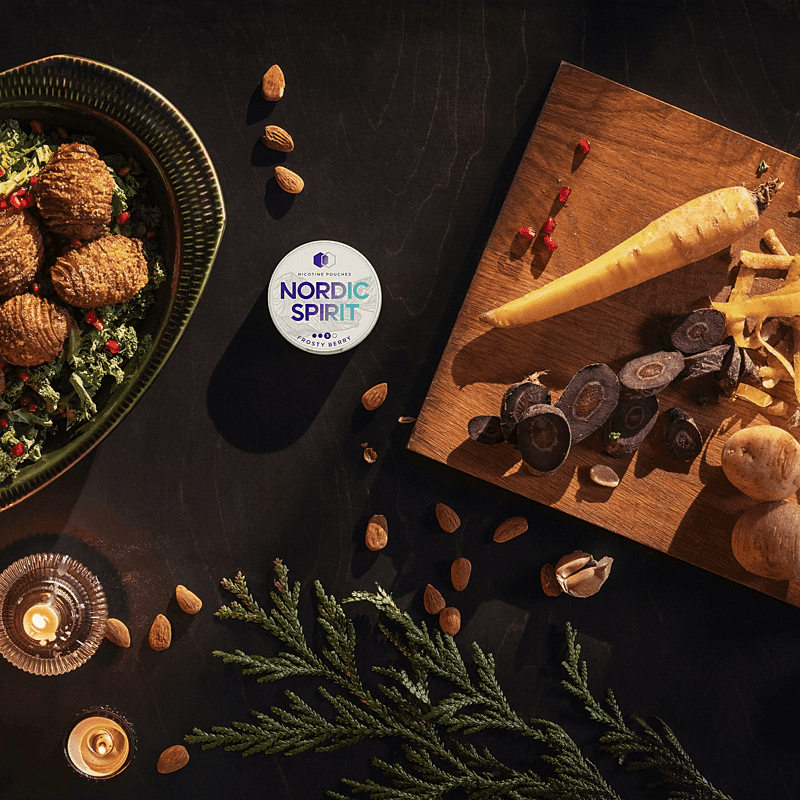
[560,624,734,800]
[186,560,733,800]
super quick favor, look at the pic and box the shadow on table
[206,288,354,453]
[0,451,96,546]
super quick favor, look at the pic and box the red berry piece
[518,226,536,240]
[11,442,25,458]
[543,235,558,252]
[578,138,591,154]
[558,186,571,203]
[543,216,555,235]
[105,340,121,354]
[116,211,130,225]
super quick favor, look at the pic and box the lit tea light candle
[22,603,60,645]
[66,715,131,779]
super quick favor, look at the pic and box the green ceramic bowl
[0,55,226,511]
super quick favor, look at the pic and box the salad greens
[0,119,166,483]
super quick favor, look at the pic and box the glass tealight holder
[0,553,107,676]
[64,707,136,780]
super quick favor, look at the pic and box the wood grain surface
[409,62,800,607]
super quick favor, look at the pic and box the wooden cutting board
[408,62,800,606]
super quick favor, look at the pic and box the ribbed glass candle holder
[0,553,107,676]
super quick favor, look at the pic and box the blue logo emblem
[313,251,336,268]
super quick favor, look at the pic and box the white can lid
[267,241,382,354]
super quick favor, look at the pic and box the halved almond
[261,65,285,101]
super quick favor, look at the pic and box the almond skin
[423,583,446,615]
[361,382,388,411]
[261,124,294,152]
[493,516,528,543]
[435,503,460,533]
[176,584,202,614]
[274,166,304,194]
[365,514,388,551]
[540,563,562,597]
[157,744,190,774]
[439,607,461,636]
[450,557,472,591]
[104,618,131,648]
[261,64,285,101]
[148,614,172,651]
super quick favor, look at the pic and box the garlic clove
[563,556,613,597]
[554,551,594,586]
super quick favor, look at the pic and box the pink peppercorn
[543,217,555,235]
[543,235,558,252]
[518,226,536,240]
[558,186,571,203]
[578,138,591,154]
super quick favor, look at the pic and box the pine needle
[185,560,735,800]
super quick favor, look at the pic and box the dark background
[1,1,799,798]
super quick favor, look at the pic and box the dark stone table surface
[1,2,799,798]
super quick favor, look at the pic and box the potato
[731,500,800,580]
[721,425,800,501]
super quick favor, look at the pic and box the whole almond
[493,516,528,543]
[148,614,172,651]
[157,744,190,774]
[450,557,472,591]
[104,618,131,648]
[261,124,294,152]
[261,64,285,101]
[540,563,563,597]
[435,503,460,533]
[423,583,446,615]
[439,606,461,636]
[274,166,304,194]
[361,382,388,411]
[365,514,388,551]
[176,584,202,614]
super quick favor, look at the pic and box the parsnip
[481,180,782,328]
